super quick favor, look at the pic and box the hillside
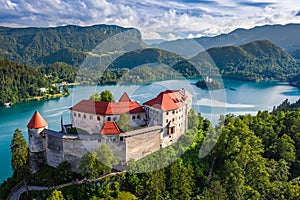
[191,40,299,81]
[107,40,299,83]
[0,24,144,67]
[0,57,61,105]
[153,23,300,56]
[108,48,186,69]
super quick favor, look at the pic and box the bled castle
[27,89,192,172]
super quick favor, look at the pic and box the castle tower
[27,111,48,172]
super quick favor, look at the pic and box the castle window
[112,137,116,142]
[137,115,140,119]
[107,117,111,121]
[166,119,168,123]
[78,113,81,118]
[83,114,86,119]
[132,115,136,120]
[172,110,175,114]
[89,115,93,120]
[166,112,169,115]
[120,137,124,142]
[97,116,101,121]
[73,113,77,117]
[113,116,117,121]
[172,118,175,122]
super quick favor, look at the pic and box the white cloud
[0,0,300,40]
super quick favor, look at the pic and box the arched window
[132,115,136,120]
[107,117,111,121]
[97,116,101,121]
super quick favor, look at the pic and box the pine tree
[10,128,29,178]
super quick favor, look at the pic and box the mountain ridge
[153,23,300,56]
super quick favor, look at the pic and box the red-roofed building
[70,96,146,134]
[101,122,121,135]
[143,89,192,147]
[26,89,192,173]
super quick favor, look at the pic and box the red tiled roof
[70,100,144,115]
[27,111,48,129]
[119,92,131,102]
[101,122,121,135]
[143,90,184,111]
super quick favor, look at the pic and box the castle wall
[46,134,64,168]
[124,128,162,161]
[29,151,46,173]
[28,127,46,152]
[62,138,92,172]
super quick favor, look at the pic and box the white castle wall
[71,111,146,134]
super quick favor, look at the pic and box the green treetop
[89,90,114,102]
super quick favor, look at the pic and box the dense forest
[0,56,64,105]
[0,24,144,67]
[1,99,300,199]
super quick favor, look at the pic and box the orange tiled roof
[27,111,48,129]
[70,100,144,115]
[143,90,184,111]
[101,122,121,135]
[119,92,131,102]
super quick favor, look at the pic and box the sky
[1,0,300,40]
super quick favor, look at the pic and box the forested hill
[191,40,299,81]
[105,40,299,83]
[0,24,144,67]
[108,48,186,69]
[0,56,58,105]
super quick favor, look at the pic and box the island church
[27,89,192,172]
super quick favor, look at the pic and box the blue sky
[1,0,300,40]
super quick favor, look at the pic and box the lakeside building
[27,89,192,172]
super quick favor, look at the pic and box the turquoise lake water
[0,78,299,183]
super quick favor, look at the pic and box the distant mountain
[191,40,299,81]
[0,24,144,66]
[153,24,300,57]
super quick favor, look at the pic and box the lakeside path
[7,171,124,200]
